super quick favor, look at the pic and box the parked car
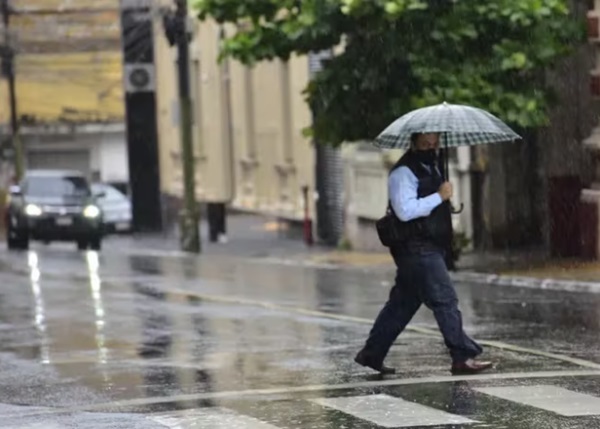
[91,183,132,234]
[6,170,104,251]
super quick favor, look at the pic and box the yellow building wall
[0,79,8,124]
[14,52,124,123]
[153,15,180,199]
[4,0,123,123]
[194,21,235,203]
[155,17,315,221]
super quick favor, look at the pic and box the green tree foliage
[194,0,584,145]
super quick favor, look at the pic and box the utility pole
[1,0,23,181]
[174,0,200,253]
[308,50,343,246]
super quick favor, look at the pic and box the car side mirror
[9,185,21,196]
[95,191,106,199]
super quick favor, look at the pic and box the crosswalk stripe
[312,394,477,428]
[5,425,63,429]
[148,407,282,429]
[475,385,600,416]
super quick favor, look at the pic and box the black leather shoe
[451,359,494,375]
[354,350,396,375]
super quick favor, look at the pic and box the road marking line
[4,370,600,420]
[475,385,600,416]
[165,287,600,370]
[312,394,476,427]
[149,407,281,429]
[4,423,63,429]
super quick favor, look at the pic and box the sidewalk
[110,213,313,258]
[113,213,600,294]
[306,248,600,293]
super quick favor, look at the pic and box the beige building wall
[153,14,178,201]
[153,15,315,222]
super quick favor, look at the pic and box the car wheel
[89,237,102,251]
[7,227,27,251]
[77,240,88,251]
[8,238,28,251]
[7,236,19,250]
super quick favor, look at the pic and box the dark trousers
[207,203,226,242]
[363,248,482,364]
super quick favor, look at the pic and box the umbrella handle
[441,136,463,214]
[451,202,464,214]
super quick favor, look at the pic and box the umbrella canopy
[374,102,521,149]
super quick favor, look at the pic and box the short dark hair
[410,133,421,146]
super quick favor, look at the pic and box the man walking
[355,132,493,375]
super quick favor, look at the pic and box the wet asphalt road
[1,238,600,427]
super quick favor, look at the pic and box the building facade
[152,12,474,248]
[154,17,316,225]
[1,3,127,187]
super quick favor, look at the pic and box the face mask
[414,149,437,165]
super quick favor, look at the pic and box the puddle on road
[0,248,598,424]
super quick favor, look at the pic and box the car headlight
[25,204,43,217]
[83,205,101,219]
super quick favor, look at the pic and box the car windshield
[25,176,90,197]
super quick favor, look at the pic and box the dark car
[6,170,104,251]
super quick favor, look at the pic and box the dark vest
[389,150,452,252]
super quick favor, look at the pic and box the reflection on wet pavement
[0,403,167,428]
[1,245,600,427]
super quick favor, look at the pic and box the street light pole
[2,0,23,182]
[175,0,200,253]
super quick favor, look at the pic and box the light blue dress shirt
[388,166,443,222]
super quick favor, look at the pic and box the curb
[450,271,600,294]
[257,255,600,295]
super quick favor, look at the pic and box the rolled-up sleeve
[388,167,443,221]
